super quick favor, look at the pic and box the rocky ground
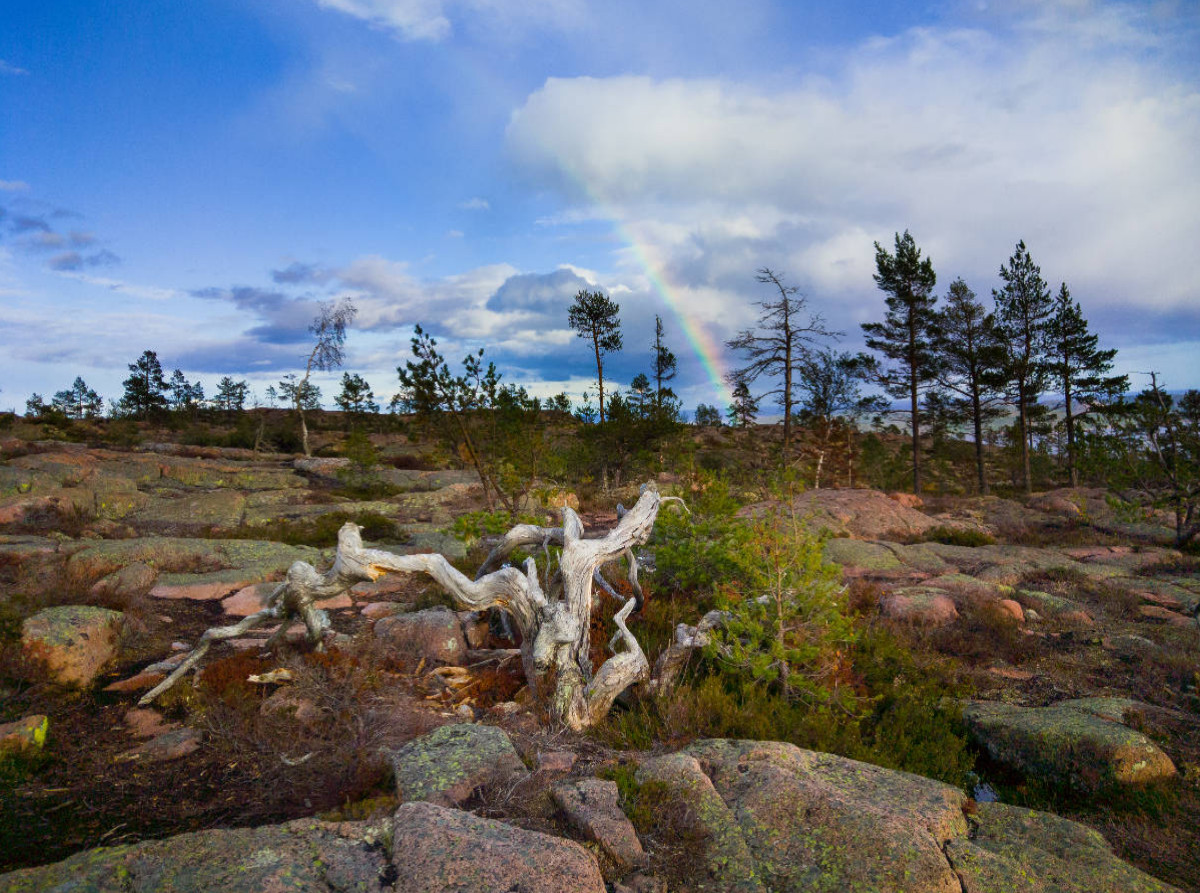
[1,439,1198,891]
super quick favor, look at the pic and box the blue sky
[2,0,1198,414]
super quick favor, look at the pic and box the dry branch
[138,484,711,729]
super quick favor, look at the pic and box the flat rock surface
[0,816,391,892]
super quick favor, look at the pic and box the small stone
[360,601,407,620]
[375,606,467,667]
[997,599,1025,622]
[537,750,578,773]
[1059,610,1095,626]
[21,605,124,688]
[115,727,201,763]
[170,641,190,651]
[0,714,49,756]
[123,708,178,739]
[103,670,166,693]
[490,701,522,717]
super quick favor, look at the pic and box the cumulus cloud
[506,9,1200,334]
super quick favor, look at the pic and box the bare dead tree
[139,485,721,730]
[726,269,838,461]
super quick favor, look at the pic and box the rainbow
[610,219,733,407]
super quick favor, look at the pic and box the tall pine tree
[568,289,622,424]
[121,350,169,418]
[651,315,680,420]
[1047,282,1128,487]
[933,278,1006,495]
[860,230,939,495]
[993,241,1053,494]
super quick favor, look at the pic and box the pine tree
[52,377,103,419]
[727,380,760,427]
[628,373,653,420]
[168,369,204,413]
[568,290,622,423]
[214,377,249,413]
[727,268,835,458]
[121,350,169,418]
[993,241,1053,494]
[933,278,1007,495]
[651,315,679,419]
[860,230,939,495]
[1047,282,1128,487]
[335,372,380,417]
[694,404,722,426]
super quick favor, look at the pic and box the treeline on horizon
[12,234,1198,545]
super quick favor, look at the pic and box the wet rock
[0,815,392,892]
[21,605,124,687]
[552,778,646,876]
[375,606,467,666]
[389,722,527,806]
[0,714,48,757]
[391,800,605,893]
[963,699,1176,789]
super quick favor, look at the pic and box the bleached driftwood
[139,484,717,730]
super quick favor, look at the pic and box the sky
[1,0,1198,415]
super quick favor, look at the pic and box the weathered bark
[139,484,707,730]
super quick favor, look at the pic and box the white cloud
[507,13,1200,325]
[311,0,582,42]
[0,61,28,77]
[0,179,30,191]
[458,197,490,210]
